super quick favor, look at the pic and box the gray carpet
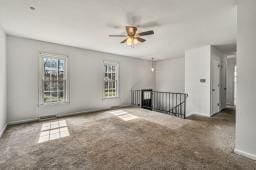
[0,108,255,169]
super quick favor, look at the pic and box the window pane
[44,81,51,91]
[51,81,58,91]
[108,65,111,73]
[51,92,58,102]
[58,60,64,69]
[58,71,64,80]
[112,73,115,80]
[44,92,58,103]
[105,89,109,97]
[109,81,112,89]
[104,63,118,97]
[104,81,108,89]
[58,60,65,80]
[51,71,58,81]
[41,55,68,104]
[44,71,51,81]
[58,91,64,101]
[112,89,116,96]
[44,59,57,71]
[44,92,51,103]
[105,65,107,73]
[115,80,117,96]
[108,73,111,80]
[113,81,115,88]
[58,80,64,91]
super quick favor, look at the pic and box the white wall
[185,45,226,116]
[235,0,256,160]
[0,25,7,137]
[226,56,236,106]
[155,57,185,93]
[7,35,155,123]
[185,45,211,117]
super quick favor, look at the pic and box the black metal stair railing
[131,90,142,106]
[131,90,188,119]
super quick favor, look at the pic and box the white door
[211,58,221,115]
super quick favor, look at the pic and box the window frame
[103,61,119,99]
[38,52,70,106]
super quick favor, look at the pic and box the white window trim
[38,52,70,106]
[103,61,120,99]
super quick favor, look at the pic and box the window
[39,53,69,105]
[104,61,119,98]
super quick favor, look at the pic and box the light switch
[200,79,206,83]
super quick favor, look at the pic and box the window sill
[38,101,70,107]
[102,96,120,100]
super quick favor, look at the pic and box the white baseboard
[234,148,256,160]
[225,104,235,108]
[0,124,7,138]
[187,112,211,118]
[57,107,111,117]
[57,105,131,117]
[8,118,39,126]
[7,105,133,125]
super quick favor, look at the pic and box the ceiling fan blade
[106,22,123,29]
[126,13,141,26]
[109,35,126,37]
[136,37,146,42]
[120,38,127,43]
[138,30,154,36]
[137,21,160,28]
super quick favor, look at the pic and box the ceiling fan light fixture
[151,58,155,72]
[109,26,154,47]
[126,37,133,45]
[128,27,133,32]
[133,38,139,45]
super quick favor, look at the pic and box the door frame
[141,89,152,110]
[210,56,221,116]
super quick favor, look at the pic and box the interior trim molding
[57,105,132,117]
[234,148,256,160]
[57,107,111,118]
[225,104,235,107]
[8,118,39,126]
[7,105,132,125]
[0,124,7,138]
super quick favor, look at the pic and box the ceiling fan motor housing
[109,26,154,45]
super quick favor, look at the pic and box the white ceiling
[0,0,237,60]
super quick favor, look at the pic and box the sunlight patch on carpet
[38,120,70,143]
[110,110,138,121]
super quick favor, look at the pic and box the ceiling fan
[109,26,154,46]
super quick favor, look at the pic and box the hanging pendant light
[151,58,155,72]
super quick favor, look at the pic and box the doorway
[211,57,221,115]
[226,57,236,107]
[141,89,152,110]
[234,65,237,106]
